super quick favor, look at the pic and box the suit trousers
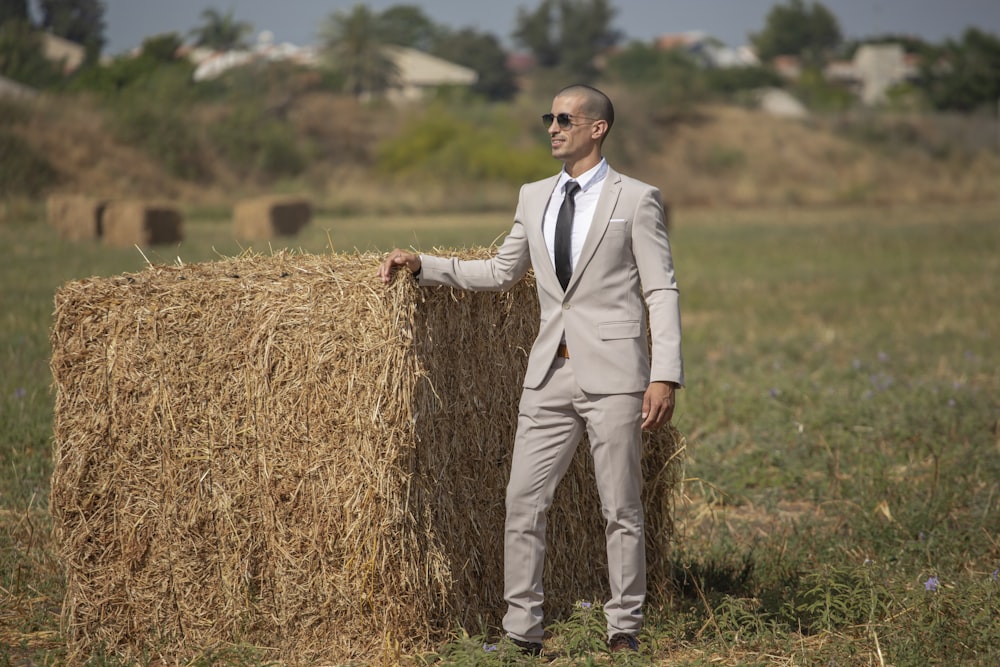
[502,356,646,643]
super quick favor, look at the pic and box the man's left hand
[641,381,676,431]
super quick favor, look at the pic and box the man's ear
[592,120,609,141]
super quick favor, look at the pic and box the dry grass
[638,105,1000,207]
[19,96,204,203]
[48,250,684,665]
[13,93,999,216]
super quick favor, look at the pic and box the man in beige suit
[379,84,683,655]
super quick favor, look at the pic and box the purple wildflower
[483,643,497,653]
[924,576,939,592]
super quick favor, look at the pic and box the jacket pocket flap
[598,321,641,340]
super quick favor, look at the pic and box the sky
[90,0,1000,56]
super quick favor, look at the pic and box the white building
[189,32,476,101]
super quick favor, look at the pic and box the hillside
[4,90,999,217]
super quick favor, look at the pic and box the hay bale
[233,196,312,240]
[49,251,684,665]
[102,201,183,247]
[46,194,106,241]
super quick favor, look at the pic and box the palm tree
[190,8,253,51]
[319,4,399,99]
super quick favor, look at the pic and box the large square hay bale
[233,196,312,240]
[46,194,106,241]
[102,201,183,247]
[49,251,684,665]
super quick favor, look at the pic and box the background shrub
[207,106,306,181]
[0,131,58,196]
[375,105,552,184]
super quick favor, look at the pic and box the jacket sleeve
[632,186,684,387]
[417,188,533,292]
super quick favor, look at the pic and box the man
[378,84,683,655]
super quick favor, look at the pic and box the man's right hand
[378,249,421,284]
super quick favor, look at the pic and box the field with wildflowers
[2,202,998,665]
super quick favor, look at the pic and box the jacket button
[562,303,571,310]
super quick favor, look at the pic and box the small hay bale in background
[46,194,106,241]
[233,196,312,240]
[49,251,684,665]
[101,200,183,247]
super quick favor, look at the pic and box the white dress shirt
[542,158,609,274]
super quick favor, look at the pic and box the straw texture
[49,250,684,665]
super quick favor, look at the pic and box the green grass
[1,203,998,665]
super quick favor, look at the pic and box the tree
[751,0,841,65]
[604,42,705,105]
[0,18,62,86]
[557,0,620,79]
[376,4,438,51]
[37,0,106,61]
[513,0,559,68]
[432,28,518,101]
[513,0,621,80]
[68,32,193,95]
[141,32,184,63]
[319,4,399,98]
[189,8,253,51]
[0,0,29,24]
[919,28,1000,112]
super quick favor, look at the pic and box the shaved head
[557,84,615,135]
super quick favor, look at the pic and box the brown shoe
[608,632,640,652]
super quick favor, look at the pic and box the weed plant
[1,204,997,665]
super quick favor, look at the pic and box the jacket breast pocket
[607,217,629,235]
[598,320,641,340]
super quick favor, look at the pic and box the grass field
[2,202,998,665]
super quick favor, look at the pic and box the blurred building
[770,44,919,106]
[383,45,476,101]
[41,33,86,73]
[188,31,475,101]
[851,44,917,105]
[656,31,759,68]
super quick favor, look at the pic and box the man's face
[547,93,599,163]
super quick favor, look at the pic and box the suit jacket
[418,166,683,395]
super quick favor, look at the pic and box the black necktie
[554,181,580,290]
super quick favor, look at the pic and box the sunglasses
[542,112,598,129]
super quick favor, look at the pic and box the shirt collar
[558,158,608,194]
